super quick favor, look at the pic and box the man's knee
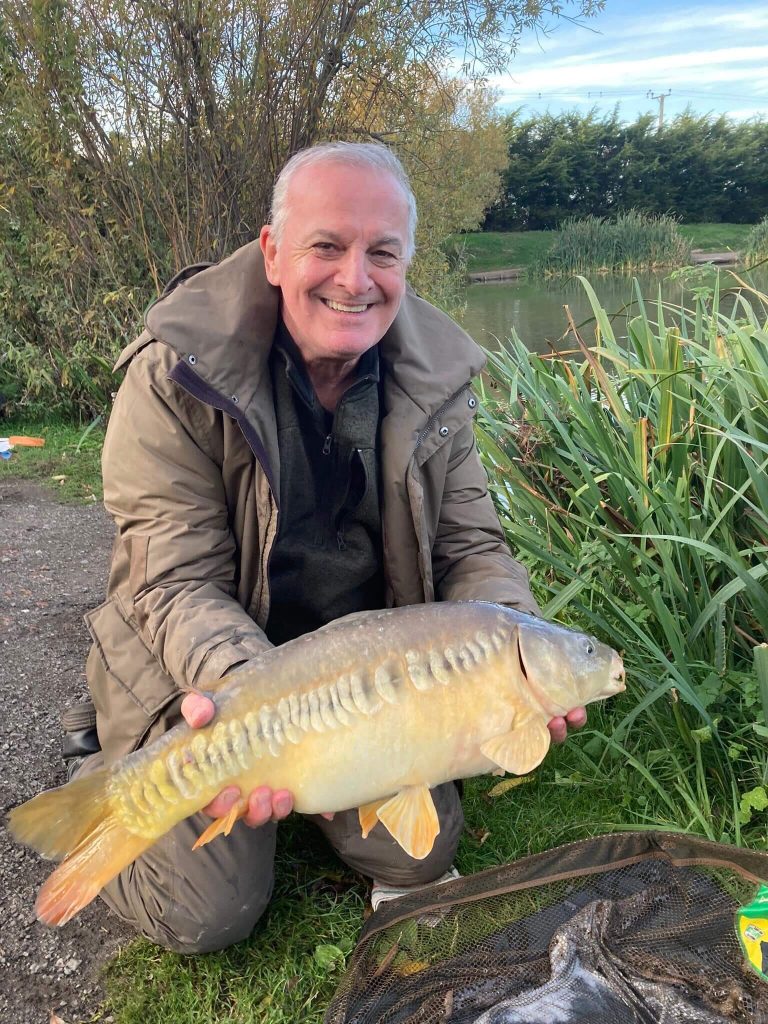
[99,810,278,954]
[316,782,464,886]
[126,869,274,954]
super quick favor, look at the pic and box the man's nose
[335,249,373,295]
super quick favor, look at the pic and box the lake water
[460,267,768,354]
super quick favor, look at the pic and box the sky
[488,1,768,123]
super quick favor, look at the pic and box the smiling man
[67,142,584,953]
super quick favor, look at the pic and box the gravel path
[0,480,132,1024]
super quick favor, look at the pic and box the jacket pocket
[84,597,181,762]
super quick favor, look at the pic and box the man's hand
[181,692,294,827]
[547,706,587,745]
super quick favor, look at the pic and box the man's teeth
[325,299,369,313]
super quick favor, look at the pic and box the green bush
[537,211,691,277]
[476,275,768,842]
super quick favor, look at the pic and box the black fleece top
[264,325,386,645]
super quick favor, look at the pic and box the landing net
[326,831,768,1024]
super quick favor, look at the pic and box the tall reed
[537,210,691,277]
[476,274,768,841]
[746,216,768,266]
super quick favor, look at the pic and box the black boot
[61,702,101,781]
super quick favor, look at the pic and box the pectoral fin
[480,712,551,776]
[193,798,248,850]
[359,799,387,839]
[375,785,440,860]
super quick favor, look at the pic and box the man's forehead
[287,163,408,213]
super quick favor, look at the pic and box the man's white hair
[269,141,417,263]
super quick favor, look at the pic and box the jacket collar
[132,240,485,425]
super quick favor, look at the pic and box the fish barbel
[9,601,625,925]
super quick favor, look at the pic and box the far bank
[451,224,755,278]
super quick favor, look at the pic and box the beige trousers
[77,752,463,953]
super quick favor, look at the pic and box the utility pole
[647,89,671,130]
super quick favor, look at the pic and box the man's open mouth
[323,298,370,313]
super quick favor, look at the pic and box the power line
[507,89,765,104]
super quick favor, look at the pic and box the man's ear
[259,225,280,286]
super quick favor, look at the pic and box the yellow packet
[736,883,768,982]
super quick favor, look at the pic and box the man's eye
[313,242,337,253]
[372,250,398,263]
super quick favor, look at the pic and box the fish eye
[583,640,595,655]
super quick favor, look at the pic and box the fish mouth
[606,652,626,695]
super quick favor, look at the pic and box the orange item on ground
[7,436,45,447]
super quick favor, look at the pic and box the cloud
[495,47,768,95]
[488,3,768,121]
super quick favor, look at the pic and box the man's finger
[181,691,215,729]
[547,716,568,744]
[566,706,587,729]
[271,789,293,820]
[202,785,241,819]
[244,787,276,828]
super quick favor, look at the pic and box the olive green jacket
[86,241,539,761]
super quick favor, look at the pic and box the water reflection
[460,266,768,354]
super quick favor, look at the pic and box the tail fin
[8,770,153,926]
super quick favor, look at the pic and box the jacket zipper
[412,383,471,455]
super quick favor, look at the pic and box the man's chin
[318,334,380,361]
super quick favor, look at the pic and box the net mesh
[325,831,768,1024]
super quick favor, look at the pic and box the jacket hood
[135,241,486,418]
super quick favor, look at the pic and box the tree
[486,107,768,231]
[0,0,603,412]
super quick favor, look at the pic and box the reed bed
[537,211,691,277]
[746,216,768,266]
[476,275,768,843]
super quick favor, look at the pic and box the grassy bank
[0,417,104,502]
[453,223,755,274]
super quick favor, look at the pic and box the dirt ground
[0,479,133,1024]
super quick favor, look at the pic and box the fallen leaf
[394,959,429,976]
[487,775,534,799]
[50,1012,69,1024]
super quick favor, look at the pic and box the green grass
[537,211,691,277]
[0,416,104,502]
[680,223,754,252]
[453,224,756,274]
[447,230,555,273]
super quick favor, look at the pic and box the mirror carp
[9,601,625,925]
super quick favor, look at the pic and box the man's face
[260,161,409,365]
